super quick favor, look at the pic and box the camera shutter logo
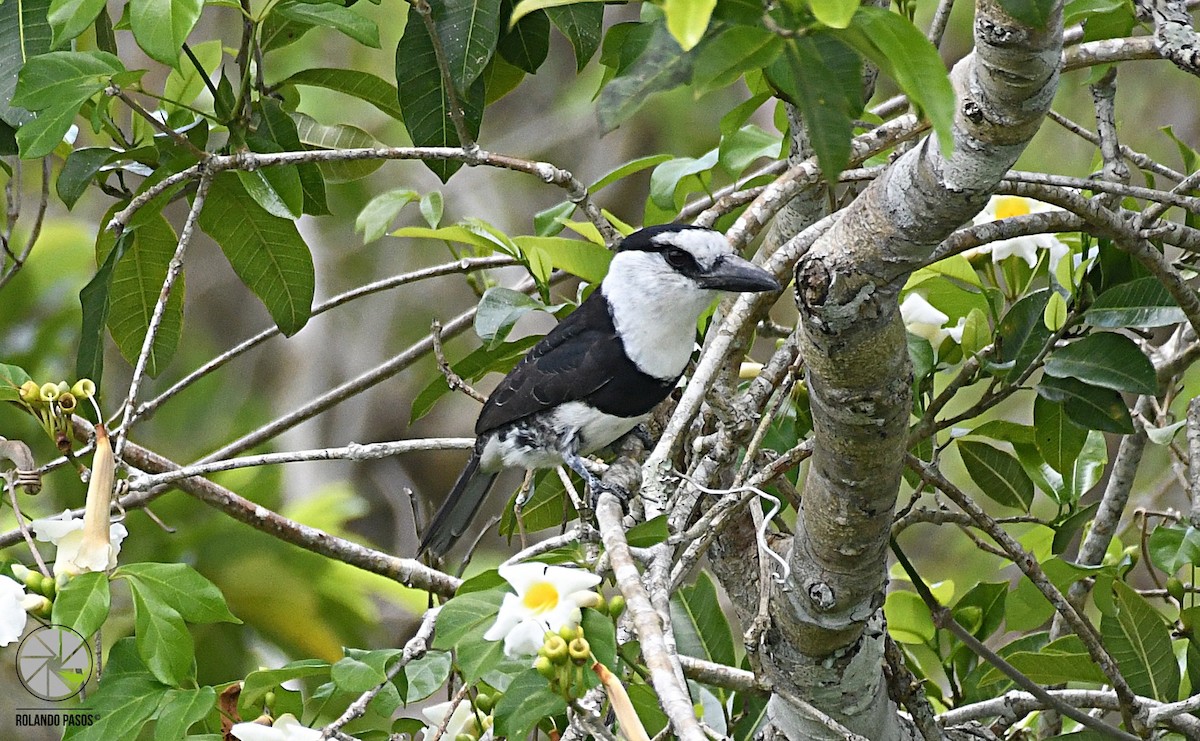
[15,625,93,702]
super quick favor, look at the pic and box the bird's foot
[587,477,631,511]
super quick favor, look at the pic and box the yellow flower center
[523,581,560,613]
[994,196,1032,220]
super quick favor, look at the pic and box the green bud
[1168,576,1186,603]
[70,379,96,399]
[593,595,609,615]
[455,733,475,741]
[19,381,41,403]
[534,655,556,680]
[263,691,275,709]
[608,595,626,619]
[39,383,60,402]
[40,575,56,598]
[543,634,569,664]
[21,569,42,591]
[11,564,31,581]
[568,637,590,665]
[475,692,494,713]
[55,381,70,395]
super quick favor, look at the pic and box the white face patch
[602,250,716,380]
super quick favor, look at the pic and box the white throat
[601,252,716,380]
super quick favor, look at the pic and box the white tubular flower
[229,713,322,741]
[969,195,1070,268]
[70,423,118,575]
[421,699,483,740]
[31,510,128,577]
[483,562,602,659]
[900,293,964,348]
[0,578,29,647]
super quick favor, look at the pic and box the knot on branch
[962,99,986,124]
[975,16,1029,46]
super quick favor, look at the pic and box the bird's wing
[475,293,622,434]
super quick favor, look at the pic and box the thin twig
[432,320,487,403]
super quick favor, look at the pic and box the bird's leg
[625,423,654,450]
[563,452,630,511]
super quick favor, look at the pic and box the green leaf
[274,1,380,48]
[582,607,617,670]
[291,111,384,183]
[669,571,736,667]
[959,307,990,356]
[957,439,1034,511]
[997,289,1051,381]
[197,173,314,337]
[77,228,131,387]
[1101,581,1179,701]
[154,687,216,741]
[597,21,693,132]
[235,167,302,220]
[240,660,330,715]
[996,0,1057,27]
[545,3,603,71]
[48,0,108,48]
[475,287,560,348]
[1037,376,1134,434]
[511,0,599,27]
[500,468,576,535]
[1033,393,1087,475]
[1084,276,1185,328]
[163,39,221,115]
[62,676,167,741]
[252,99,328,216]
[395,4,485,181]
[499,0,549,73]
[1148,524,1200,575]
[1068,430,1107,502]
[11,50,126,158]
[835,7,954,155]
[0,0,53,128]
[129,0,203,66]
[128,583,195,686]
[766,33,860,181]
[514,236,612,283]
[719,125,781,175]
[420,191,444,227]
[105,212,184,377]
[332,648,403,693]
[1044,332,1157,394]
[278,67,403,121]
[52,571,111,638]
[811,0,860,28]
[952,581,1007,640]
[664,0,716,51]
[494,669,567,739]
[649,149,719,210]
[16,100,79,158]
[113,562,240,624]
[356,189,420,243]
[981,635,1109,685]
[0,363,32,401]
[884,590,935,644]
[58,147,118,209]
[431,0,502,91]
[433,589,506,649]
[403,651,453,702]
[968,420,1037,446]
[1043,289,1068,330]
[625,514,668,547]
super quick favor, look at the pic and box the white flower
[421,700,483,740]
[969,195,1070,269]
[900,293,965,349]
[230,713,321,741]
[483,562,601,659]
[31,510,128,577]
[0,577,29,647]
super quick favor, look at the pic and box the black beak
[697,255,781,293]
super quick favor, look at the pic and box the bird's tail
[418,450,498,558]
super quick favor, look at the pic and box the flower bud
[455,733,475,741]
[263,691,276,709]
[11,564,31,581]
[39,383,60,402]
[474,692,494,713]
[568,637,591,665]
[608,595,626,619]
[40,575,56,598]
[558,624,582,642]
[534,655,556,680]
[1168,577,1186,603]
[542,634,569,664]
[70,379,96,399]
[20,568,42,591]
[19,381,41,403]
[55,381,70,395]
[22,594,52,618]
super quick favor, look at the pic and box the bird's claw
[588,478,631,511]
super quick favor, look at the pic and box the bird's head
[605,225,781,303]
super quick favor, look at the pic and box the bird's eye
[664,248,690,269]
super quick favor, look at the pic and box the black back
[475,291,677,435]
